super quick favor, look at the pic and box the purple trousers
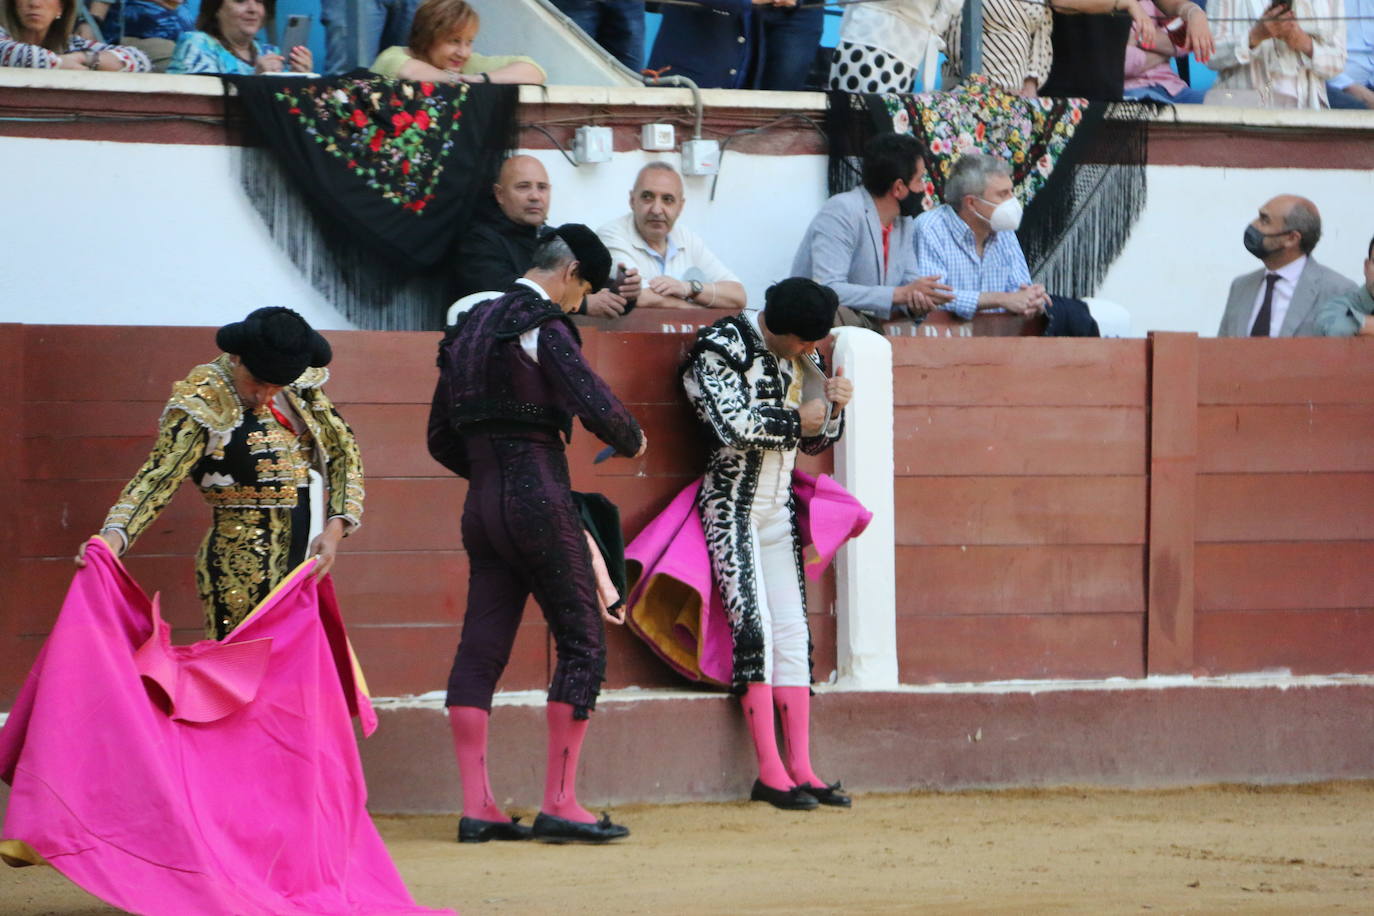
[445,434,606,718]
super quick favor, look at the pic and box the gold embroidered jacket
[102,355,365,635]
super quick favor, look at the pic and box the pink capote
[624,470,872,686]
[0,538,452,916]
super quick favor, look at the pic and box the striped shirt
[0,26,150,70]
[978,0,1054,93]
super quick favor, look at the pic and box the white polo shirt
[596,212,741,286]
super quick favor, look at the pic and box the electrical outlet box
[573,125,613,164]
[641,123,676,151]
[681,138,720,176]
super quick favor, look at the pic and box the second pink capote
[0,538,452,916]
[624,470,872,686]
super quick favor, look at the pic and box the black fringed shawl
[225,74,519,330]
[827,76,1156,299]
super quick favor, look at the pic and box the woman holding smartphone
[168,0,312,74]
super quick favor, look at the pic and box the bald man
[453,155,639,318]
[1218,195,1357,338]
[597,162,747,310]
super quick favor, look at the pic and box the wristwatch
[688,279,704,300]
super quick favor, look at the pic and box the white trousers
[747,499,810,688]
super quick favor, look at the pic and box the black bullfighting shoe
[531,812,630,844]
[457,815,534,843]
[800,781,853,808]
[749,779,820,811]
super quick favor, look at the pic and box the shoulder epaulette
[162,360,243,435]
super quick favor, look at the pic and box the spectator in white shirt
[597,163,747,310]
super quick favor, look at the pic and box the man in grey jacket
[1217,195,1356,337]
[791,133,952,331]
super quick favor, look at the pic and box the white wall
[0,137,343,329]
[0,136,828,329]
[1097,165,1374,337]
[3,133,1368,336]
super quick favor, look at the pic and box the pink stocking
[741,683,793,790]
[448,706,509,822]
[542,701,595,823]
[774,686,826,788]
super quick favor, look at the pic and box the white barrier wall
[1,135,1371,335]
[1097,165,1374,338]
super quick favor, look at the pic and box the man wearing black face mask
[1218,195,1357,337]
[792,132,954,332]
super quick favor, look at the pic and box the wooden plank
[894,545,1146,616]
[1146,331,1198,675]
[1198,338,1374,405]
[1198,405,1374,474]
[348,621,549,698]
[891,338,1147,407]
[895,614,1145,683]
[1196,542,1374,612]
[895,476,1146,546]
[1195,609,1374,675]
[0,325,28,706]
[894,406,1147,476]
[1198,473,1374,542]
[587,333,697,405]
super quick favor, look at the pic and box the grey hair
[635,161,682,189]
[944,153,1012,210]
[530,235,575,272]
[1283,199,1322,254]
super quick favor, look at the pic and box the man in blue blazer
[791,132,953,330]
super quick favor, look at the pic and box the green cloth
[369,45,544,82]
[1314,283,1374,337]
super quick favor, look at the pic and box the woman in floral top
[167,0,311,74]
[0,0,150,69]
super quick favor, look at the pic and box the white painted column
[829,327,898,689]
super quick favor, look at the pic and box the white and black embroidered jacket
[680,313,844,690]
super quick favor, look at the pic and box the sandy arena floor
[5,782,1373,914]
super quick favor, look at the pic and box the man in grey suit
[792,133,952,331]
[1217,195,1357,337]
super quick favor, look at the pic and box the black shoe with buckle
[800,781,853,808]
[457,815,533,843]
[532,812,630,844]
[749,779,819,811]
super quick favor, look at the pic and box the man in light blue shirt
[912,153,1048,322]
[1328,0,1374,109]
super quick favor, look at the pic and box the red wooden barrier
[4,326,1372,710]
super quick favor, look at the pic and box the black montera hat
[215,307,332,386]
[549,223,613,292]
[764,277,839,342]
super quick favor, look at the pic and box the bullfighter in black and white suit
[681,277,855,811]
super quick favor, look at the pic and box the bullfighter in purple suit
[428,225,645,845]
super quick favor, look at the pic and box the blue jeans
[321,0,421,75]
[758,5,823,91]
[551,0,645,72]
[1327,83,1373,109]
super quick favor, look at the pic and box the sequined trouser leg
[445,436,607,718]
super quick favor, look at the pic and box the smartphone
[280,13,311,53]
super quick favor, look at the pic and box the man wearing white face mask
[912,153,1050,321]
